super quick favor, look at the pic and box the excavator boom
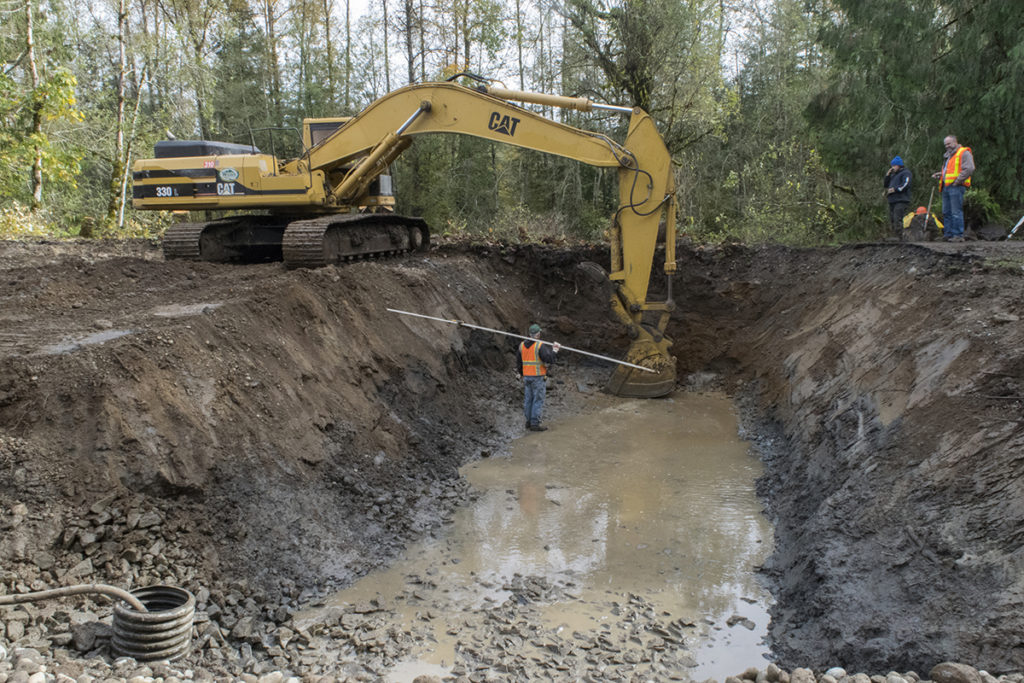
[132,80,678,396]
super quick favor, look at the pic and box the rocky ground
[1,236,1023,681]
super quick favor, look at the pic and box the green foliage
[470,205,579,243]
[0,65,83,207]
[693,141,840,246]
[807,0,1024,207]
[560,0,732,155]
[684,0,847,245]
[0,202,52,238]
[210,11,277,142]
[964,187,1001,227]
[0,0,1017,247]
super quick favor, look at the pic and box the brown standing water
[300,392,773,681]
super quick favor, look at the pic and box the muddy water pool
[318,392,773,681]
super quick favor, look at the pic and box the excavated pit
[1,238,1023,679]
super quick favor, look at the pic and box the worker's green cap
[529,324,541,335]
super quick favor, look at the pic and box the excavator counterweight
[131,80,678,396]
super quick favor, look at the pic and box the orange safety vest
[942,146,972,189]
[520,341,547,377]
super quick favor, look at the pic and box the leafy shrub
[0,202,56,238]
[964,187,1001,228]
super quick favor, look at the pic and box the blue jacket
[884,167,912,204]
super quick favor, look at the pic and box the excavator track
[162,216,286,263]
[162,223,207,260]
[282,214,429,269]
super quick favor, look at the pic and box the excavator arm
[294,81,676,396]
[134,80,677,396]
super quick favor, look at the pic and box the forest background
[1,0,1021,245]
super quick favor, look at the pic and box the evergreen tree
[808,0,1024,206]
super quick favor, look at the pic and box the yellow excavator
[131,78,678,397]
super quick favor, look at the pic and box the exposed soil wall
[0,243,607,595]
[669,244,1024,673]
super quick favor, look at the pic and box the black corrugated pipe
[111,585,195,661]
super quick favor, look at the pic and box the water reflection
[461,394,773,679]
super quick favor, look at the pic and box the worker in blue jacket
[884,156,913,241]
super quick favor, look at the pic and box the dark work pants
[889,202,909,240]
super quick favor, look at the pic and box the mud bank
[670,244,1024,672]
[0,239,621,679]
[1,238,1024,678]
[0,243,600,594]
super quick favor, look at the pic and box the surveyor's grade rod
[386,308,656,373]
[1007,213,1024,240]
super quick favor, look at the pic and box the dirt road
[1,237,1023,678]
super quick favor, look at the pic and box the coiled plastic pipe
[112,585,195,661]
[0,583,196,662]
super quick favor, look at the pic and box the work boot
[529,423,548,432]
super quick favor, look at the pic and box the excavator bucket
[606,336,677,398]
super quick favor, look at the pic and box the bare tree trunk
[323,0,335,105]
[118,67,148,231]
[195,42,210,139]
[383,0,391,91]
[265,0,283,122]
[26,0,43,210]
[451,0,460,71]
[418,0,425,81]
[515,0,524,90]
[344,0,351,109]
[515,0,525,202]
[104,0,129,233]
[404,0,415,84]
[460,0,469,71]
[140,0,157,110]
[297,2,306,111]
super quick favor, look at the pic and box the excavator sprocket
[281,214,429,269]
[162,216,291,263]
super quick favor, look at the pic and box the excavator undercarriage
[161,214,428,268]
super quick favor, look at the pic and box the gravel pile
[724,663,1024,683]
[4,528,1024,683]
[3,464,1023,682]
[0,482,469,682]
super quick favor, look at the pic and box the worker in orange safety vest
[931,135,975,242]
[517,323,560,432]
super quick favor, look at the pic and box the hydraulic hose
[0,583,147,612]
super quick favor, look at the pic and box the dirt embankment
[1,238,1024,678]
[0,241,613,596]
[669,243,1024,672]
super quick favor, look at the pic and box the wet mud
[303,392,771,681]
